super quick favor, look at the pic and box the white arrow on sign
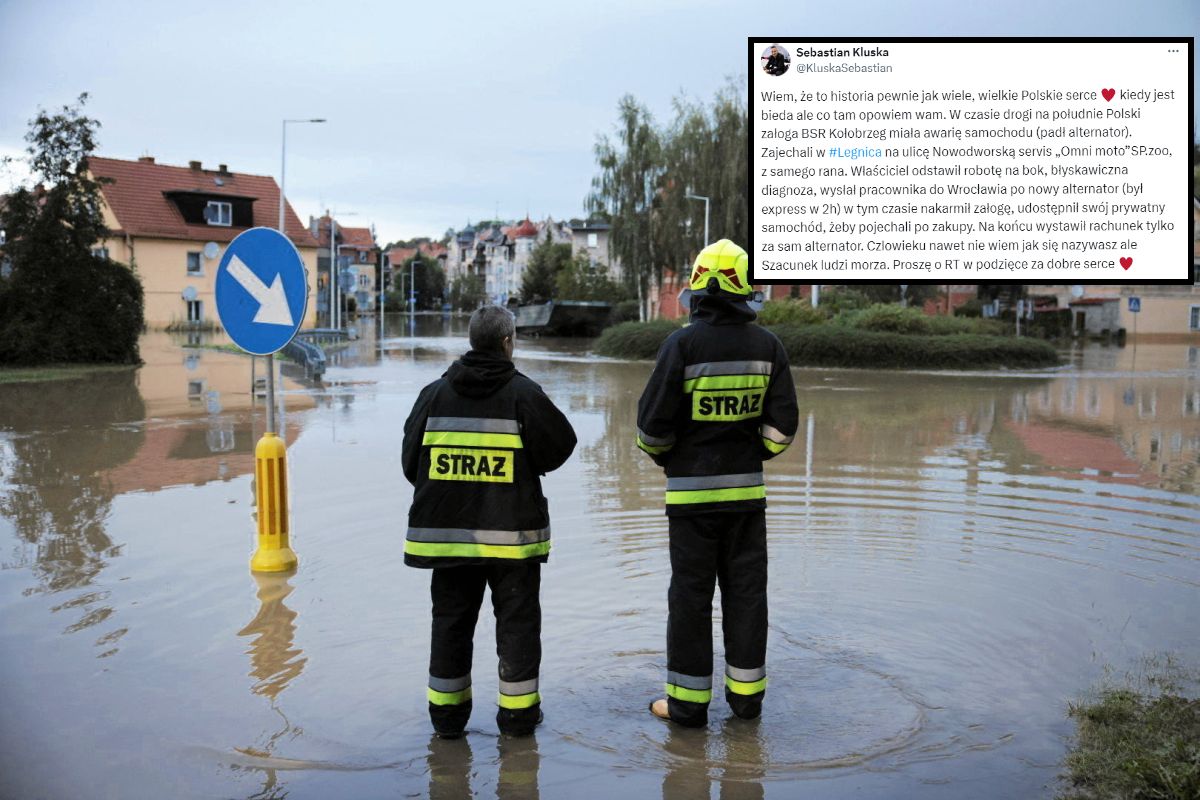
[227,255,294,326]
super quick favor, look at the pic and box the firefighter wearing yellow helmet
[636,238,799,727]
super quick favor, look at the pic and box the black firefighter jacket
[402,349,577,568]
[636,294,799,516]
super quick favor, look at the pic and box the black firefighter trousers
[666,509,768,727]
[428,562,542,736]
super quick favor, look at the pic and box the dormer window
[204,201,232,226]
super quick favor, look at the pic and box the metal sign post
[216,227,308,574]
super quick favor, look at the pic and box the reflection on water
[239,573,306,700]
[0,321,1197,799]
[0,370,144,651]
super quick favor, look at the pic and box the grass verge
[1060,658,1199,800]
[0,363,138,385]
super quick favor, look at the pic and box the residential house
[567,218,622,282]
[88,156,319,330]
[310,213,378,315]
[386,241,449,306]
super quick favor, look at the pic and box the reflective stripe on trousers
[665,472,765,505]
[665,670,712,704]
[428,673,472,705]
[725,664,767,695]
[498,677,540,709]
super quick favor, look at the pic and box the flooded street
[2,318,1198,799]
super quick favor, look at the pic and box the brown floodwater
[1,319,1198,799]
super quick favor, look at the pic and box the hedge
[595,318,1060,369]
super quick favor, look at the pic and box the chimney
[218,164,229,174]
[138,155,155,164]
[189,160,202,171]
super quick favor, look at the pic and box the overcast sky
[1,0,1195,244]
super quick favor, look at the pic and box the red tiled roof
[388,242,447,264]
[510,218,538,238]
[339,225,375,249]
[388,246,417,264]
[89,156,318,247]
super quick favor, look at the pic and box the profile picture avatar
[761,44,790,76]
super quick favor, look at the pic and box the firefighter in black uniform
[637,239,799,727]
[403,304,577,738]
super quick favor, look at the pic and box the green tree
[657,82,748,277]
[0,94,143,365]
[393,252,445,310]
[851,284,940,307]
[520,231,572,302]
[587,83,748,316]
[555,254,627,302]
[587,95,662,311]
[449,273,486,311]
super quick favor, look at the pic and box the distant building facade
[442,216,613,306]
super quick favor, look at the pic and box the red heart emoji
[1120,256,1132,270]
[1102,88,1115,102]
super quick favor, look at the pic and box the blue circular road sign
[215,228,308,355]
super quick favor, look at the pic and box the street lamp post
[327,210,358,331]
[275,117,325,433]
[410,257,422,311]
[378,249,387,359]
[685,193,710,248]
[278,118,325,233]
[409,257,422,337]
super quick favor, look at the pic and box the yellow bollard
[250,432,298,573]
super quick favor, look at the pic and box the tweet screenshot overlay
[750,39,1192,283]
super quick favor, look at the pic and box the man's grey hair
[469,305,516,352]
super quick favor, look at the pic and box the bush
[771,325,1059,369]
[609,299,641,325]
[820,288,872,315]
[594,319,681,359]
[0,252,144,365]
[1028,308,1073,339]
[756,298,828,326]
[925,315,1007,336]
[954,298,984,318]
[839,303,931,335]
[0,94,144,366]
[594,318,1060,369]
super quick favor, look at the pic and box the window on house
[359,251,368,263]
[91,247,109,259]
[1190,305,1200,331]
[187,299,203,323]
[1183,391,1199,417]
[587,233,598,248]
[187,251,202,275]
[204,201,232,226]
[1138,389,1157,419]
